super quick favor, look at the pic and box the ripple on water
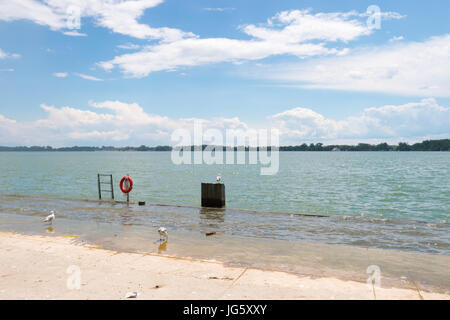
[0,194,449,256]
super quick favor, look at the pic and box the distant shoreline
[0,139,449,152]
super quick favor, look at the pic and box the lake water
[0,151,449,255]
[0,151,449,222]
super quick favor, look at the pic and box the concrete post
[201,183,226,208]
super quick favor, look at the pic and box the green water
[0,151,449,255]
[0,151,448,222]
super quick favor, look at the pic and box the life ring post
[120,175,133,203]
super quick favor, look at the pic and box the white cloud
[63,30,87,37]
[0,99,448,146]
[0,114,16,124]
[75,73,103,81]
[380,12,406,20]
[242,10,371,44]
[99,9,381,77]
[53,72,68,78]
[359,10,406,20]
[270,98,450,143]
[36,103,116,128]
[117,43,141,50]
[1,4,406,80]
[259,34,450,97]
[0,68,14,72]
[0,49,7,59]
[0,0,66,30]
[93,0,195,41]
[204,8,235,12]
[0,100,247,146]
[389,35,404,42]
[68,130,128,141]
[89,100,176,127]
[0,115,19,145]
[0,0,193,41]
[0,48,20,59]
[99,38,341,78]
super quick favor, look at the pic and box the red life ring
[120,176,133,194]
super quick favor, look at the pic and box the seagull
[125,292,138,299]
[216,174,222,183]
[158,227,168,242]
[43,211,55,224]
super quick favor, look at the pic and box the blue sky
[0,0,449,146]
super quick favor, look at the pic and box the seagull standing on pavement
[158,227,168,242]
[43,211,55,224]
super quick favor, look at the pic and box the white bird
[216,174,222,183]
[158,227,168,241]
[125,292,138,299]
[43,211,55,224]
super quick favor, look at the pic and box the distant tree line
[0,139,449,152]
[0,145,171,152]
[280,139,450,151]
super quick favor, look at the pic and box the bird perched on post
[216,174,222,183]
[158,227,168,242]
[43,211,55,224]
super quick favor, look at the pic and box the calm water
[0,152,449,222]
[0,151,449,256]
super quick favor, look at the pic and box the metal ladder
[97,174,114,200]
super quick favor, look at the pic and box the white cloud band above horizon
[253,34,450,97]
[0,99,448,147]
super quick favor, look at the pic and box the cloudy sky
[0,0,449,146]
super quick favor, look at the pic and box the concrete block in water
[201,183,226,208]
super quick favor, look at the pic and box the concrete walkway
[0,232,448,300]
